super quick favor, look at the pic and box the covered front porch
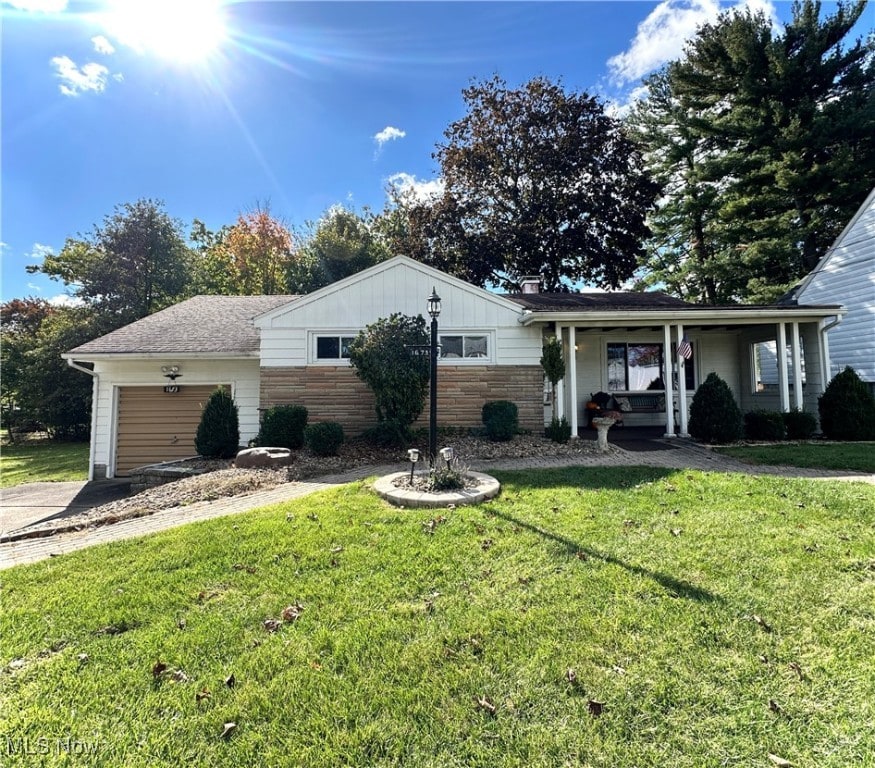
[515,299,845,438]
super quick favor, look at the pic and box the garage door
[115,385,221,475]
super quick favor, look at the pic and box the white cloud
[1,0,67,11]
[51,55,109,96]
[27,283,43,293]
[387,172,445,204]
[607,0,779,86]
[48,294,84,307]
[92,35,116,55]
[28,242,55,260]
[374,126,406,147]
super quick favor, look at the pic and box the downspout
[818,315,842,391]
[66,359,99,481]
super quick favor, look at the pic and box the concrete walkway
[2,440,871,570]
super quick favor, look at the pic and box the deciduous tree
[386,76,658,291]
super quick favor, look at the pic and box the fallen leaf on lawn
[225,674,236,688]
[152,661,168,679]
[263,619,282,633]
[77,653,89,664]
[671,528,682,537]
[196,689,211,702]
[232,563,257,574]
[220,722,236,740]
[753,614,772,632]
[759,655,769,664]
[768,699,782,713]
[330,546,344,554]
[171,669,189,683]
[565,669,577,685]
[575,551,588,561]
[588,699,605,717]
[768,754,792,767]
[177,618,186,631]
[309,661,322,670]
[481,539,493,551]
[281,604,304,623]
[788,662,804,680]
[476,695,496,715]
[623,519,638,527]
[612,665,626,676]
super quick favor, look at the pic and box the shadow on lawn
[488,507,721,604]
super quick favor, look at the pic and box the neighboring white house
[64,256,845,479]
[785,187,875,391]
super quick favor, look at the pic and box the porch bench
[615,393,666,413]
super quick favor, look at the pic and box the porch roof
[508,292,844,327]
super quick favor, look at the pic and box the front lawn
[2,467,873,767]
[0,440,89,487]
[716,442,875,473]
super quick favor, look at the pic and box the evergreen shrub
[195,388,240,459]
[783,409,817,440]
[545,416,572,443]
[304,422,345,457]
[482,400,518,442]
[744,410,786,441]
[688,372,743,444]
[362,420,409,448]
[818,366,875,440]
[258,405,309,449]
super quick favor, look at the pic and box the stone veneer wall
[260,365,544,433]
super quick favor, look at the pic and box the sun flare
[100,0,227,63]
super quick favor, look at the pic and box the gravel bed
[9,434,604,540]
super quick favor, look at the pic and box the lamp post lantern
[427,287,441,464]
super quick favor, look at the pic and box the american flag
[678,336,693,360]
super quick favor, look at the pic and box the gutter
[66,359,99,481]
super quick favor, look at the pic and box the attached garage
[115,385,219,475]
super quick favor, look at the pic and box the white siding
[257,257,539,368]
[89,358,260,478]
[797,190,875,383]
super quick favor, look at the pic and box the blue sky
[2,0,867,303]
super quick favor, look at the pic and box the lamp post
[427,287,441,465]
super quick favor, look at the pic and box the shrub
[304,422,345,457]
[545,416,572,444]
[347,313,430,435]
[258,405,308,449]
[818,366,875,441]
[688,372,743,444]
[362,420,409,448]
[744,410,786,441]
[195,388,240,459]
[482,400,518,442]
[540,338,565,421]
[783,409,817,440]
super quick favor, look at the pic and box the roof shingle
[66,295,299,356]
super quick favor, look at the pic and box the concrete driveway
[0,479,131,537]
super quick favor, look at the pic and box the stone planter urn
[591,416,616,452]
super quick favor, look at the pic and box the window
[440,334,489,360]
[752,340,806,392]
[607,343,664,391]
[315,335,355,361]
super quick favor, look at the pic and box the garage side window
[316,335,356,360]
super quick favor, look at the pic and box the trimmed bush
[362,420,409,449]
[195,388,240,459]
[744,410,786,441]
[304,422,345,457]
[258,405,308,449]
[688,372,743,444]
[545,416,572,444]
[783,409,817,440]
[482,400,518,442]
[818,366,875,441]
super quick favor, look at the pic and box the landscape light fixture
[439,446,454,469]
[427,287,441,463]
[407,448,420,483]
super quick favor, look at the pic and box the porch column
[568,325,579,437]
[790,322,803,411]
[556,324,566,421]
[818,318,832,394]
[675,323,689,437]
[777,322,790,412]
[662,323,676,437]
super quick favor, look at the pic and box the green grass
[2,467,873,767]
[0,440,89,487]
[716,442,875,473]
